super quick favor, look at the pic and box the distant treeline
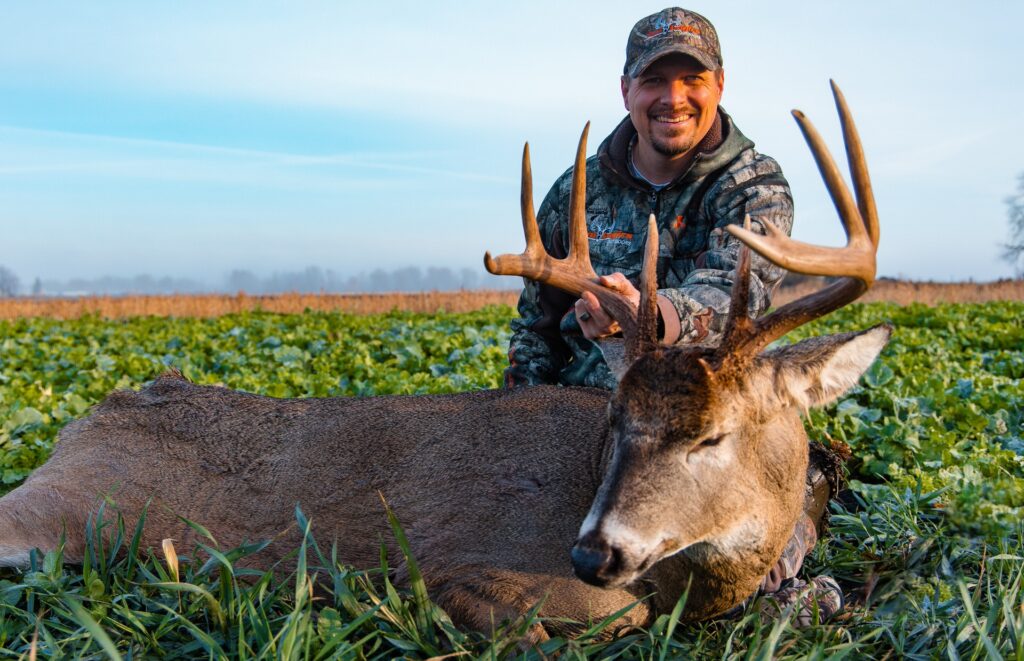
[17,266,519,296]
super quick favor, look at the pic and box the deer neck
[641,515,777,618]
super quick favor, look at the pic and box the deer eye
[696,435,724,450]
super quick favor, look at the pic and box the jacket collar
[597,107,754,191]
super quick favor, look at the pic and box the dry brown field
[773,277,1024,307]
[0,279,1022,320]
[0,290,519,320]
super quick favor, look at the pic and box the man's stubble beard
[647,127,697,158]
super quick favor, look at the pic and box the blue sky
[1,1,1022,285]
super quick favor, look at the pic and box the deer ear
[596,338,630,384]
[765,324,892,409]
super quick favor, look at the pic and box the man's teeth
[655,115,693,123]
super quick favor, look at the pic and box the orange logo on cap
[645,23,701,39]
[670,24,701,35]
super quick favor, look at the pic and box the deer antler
[719,81,879,360]
[484,123,660,361]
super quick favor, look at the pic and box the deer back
[7,374,601,560]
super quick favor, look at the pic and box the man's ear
[762,324,892,410]
[620,75,631,110]
[716,68,725,97]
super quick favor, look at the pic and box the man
[505,7,792,390]
[504,7,842,623]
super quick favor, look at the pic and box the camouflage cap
[624,7,722,78]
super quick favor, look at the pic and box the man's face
[621,54,725,158]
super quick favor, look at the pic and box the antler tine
[720,82,878,357]
[484,143,546,276]
[717,216,756,355]
[484,123,640,338]
[832,80,879,248]
[568,123,596,275]
[628,214,660,361]
[519,142,544,257]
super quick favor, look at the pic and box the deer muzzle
[572,526,688,588]
[571,530,625,587]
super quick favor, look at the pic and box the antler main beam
[719,81,880,359]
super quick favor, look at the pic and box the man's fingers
[598,273,630,292]
[574,297,599,323]
[597,273,640,307]
[589,306,614,328]
[574,298,592,322]
[579,293,611,326]
[574,294,617,340]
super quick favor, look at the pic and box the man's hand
[573,273,640,340]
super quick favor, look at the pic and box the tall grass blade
[65,599,123,661]
[179,516,219,547]
[658,585,689,661]
[151,602,229,658]
[380,492,437,648]
[124,500,149,578]
[956,579,1002,660]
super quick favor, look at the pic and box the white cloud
[0,125,509,187]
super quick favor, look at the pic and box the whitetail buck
[0,82,886,638]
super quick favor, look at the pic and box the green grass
[0,302,1022,658]
[1,491,1021,659]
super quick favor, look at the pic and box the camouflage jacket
[505,109,793,389]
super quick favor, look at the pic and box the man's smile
[652,113,695,125]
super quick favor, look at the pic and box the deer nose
[571,532,623,586]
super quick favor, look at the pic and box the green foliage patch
[791,302,1024,539]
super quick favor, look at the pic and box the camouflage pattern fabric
[760,514,818,594]
[624,7,722,76]
[758,575,844,626]
[754,452,846,626]
[504,108,794,389]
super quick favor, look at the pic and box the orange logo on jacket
[588,230,633,241]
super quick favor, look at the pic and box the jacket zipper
[648,189,659,218]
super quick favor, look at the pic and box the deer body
[0,83,886,637]
[0,374,770,630]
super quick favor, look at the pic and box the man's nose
[663,81,689,106]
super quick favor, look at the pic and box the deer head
[485,82,888,597]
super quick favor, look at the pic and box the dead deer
[0,82,885,638]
